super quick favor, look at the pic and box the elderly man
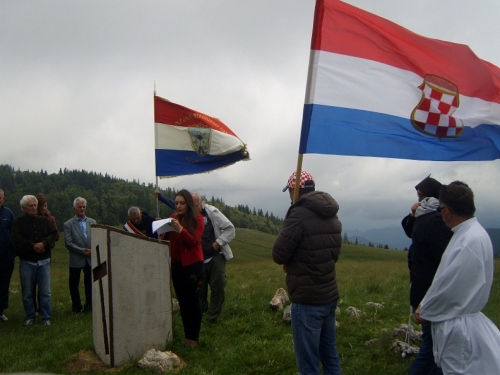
[0,189,15,323]
[192,193,235,323]
[11,195,56,326]
[416,182,500,374]
[273,170,342,375]
[64,197,96,313]
[123,207,158,238]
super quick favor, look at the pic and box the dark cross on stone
[93,244,109,355]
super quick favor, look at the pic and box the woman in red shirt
[167,189,204,347]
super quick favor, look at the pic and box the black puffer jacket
[402,211,452,308]
[272,191,342,305]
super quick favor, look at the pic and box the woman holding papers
[166,189,205,348]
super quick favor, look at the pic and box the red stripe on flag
[154,96,238,137]
[311,0,500,104]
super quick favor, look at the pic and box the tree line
[0,164,283,235]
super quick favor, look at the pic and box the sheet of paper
[152,218,175,235]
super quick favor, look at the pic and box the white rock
[365,302,384,309]
[346,306,363,318]
[137,349,182,373]
[392,324,422,344]
[270,288,290,311]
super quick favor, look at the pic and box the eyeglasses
[437,206,448,212]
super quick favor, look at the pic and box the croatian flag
[299,0,500,161]
[154,96,249,177]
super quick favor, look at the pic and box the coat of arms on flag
[188,128,212,157]
[411,74,464,139]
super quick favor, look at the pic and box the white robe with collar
[420,217,500,374]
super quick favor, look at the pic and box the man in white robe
[415,182,500,375]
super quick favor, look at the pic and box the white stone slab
[91,225,172,367]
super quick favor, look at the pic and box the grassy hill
[1,228,499,374]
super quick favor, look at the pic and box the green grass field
[1,228,499,374]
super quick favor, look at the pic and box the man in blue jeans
[272,170,342,375]
[11,195,57,326]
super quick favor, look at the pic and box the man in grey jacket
[63,197,96,313]
[273,170,342,375]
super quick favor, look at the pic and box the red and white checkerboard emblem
[411,74,464,138]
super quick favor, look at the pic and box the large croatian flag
[155,96,249,177]
[299,0,500,161]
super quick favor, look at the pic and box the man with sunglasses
[416,182,500,374]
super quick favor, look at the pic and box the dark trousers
[0,260,15,314]
[409,324,443,375]
[69,263,92,312]
[171,261,204,342]
[200,253,227,322]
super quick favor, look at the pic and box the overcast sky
[1,0,499,232]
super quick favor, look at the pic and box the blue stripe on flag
[299,104,500,161]
[155,149,247,177]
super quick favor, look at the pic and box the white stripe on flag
[307,51,500,127]
[154,123,244,155]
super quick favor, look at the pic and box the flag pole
[153,83,160,218]
[292,153,304,204]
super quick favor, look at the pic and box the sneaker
[0,314,7,322]
[42,320,51,326]
[23,319,34,326]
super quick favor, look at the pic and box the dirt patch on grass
[64,350,132,374]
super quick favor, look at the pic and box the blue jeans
[19,260,51,321]
[409,324,443,375]
[291,300,341,375]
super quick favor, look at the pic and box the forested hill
[0,165,283,235]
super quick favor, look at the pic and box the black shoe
[83,304,92,313]
[72,308,83,314]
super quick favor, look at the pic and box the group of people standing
[0,186,236,349]
[2,173,500,374]
[403,176,500,374]
[0,191,101,326]
[272,171,500,375]
[122,189,236,348]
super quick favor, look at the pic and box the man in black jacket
[11,195,57,326]
[401,176,452,375]
[273,170,342,375]
[123,207,158,239]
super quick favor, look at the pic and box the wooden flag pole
[292,153,304,204]
[155,176,160,218]
[154,84,160,218]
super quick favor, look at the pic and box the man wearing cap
[272,170,342,375]
[401,176,452,375]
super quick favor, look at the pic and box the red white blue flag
[155,96,249,177]
[299,0,500,161]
